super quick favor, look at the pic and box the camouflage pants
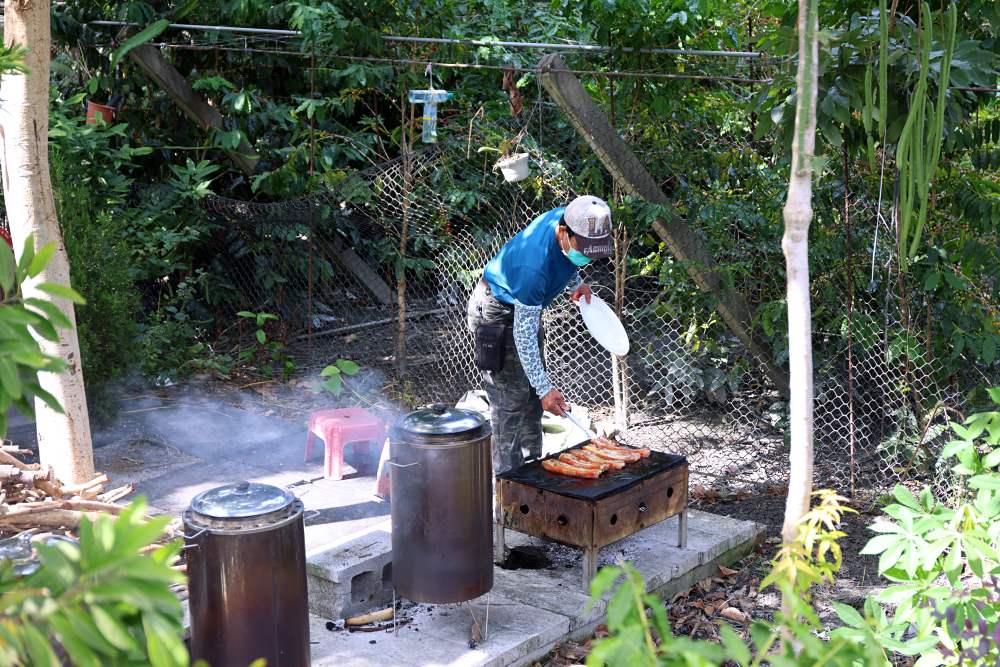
[466,282,544,475]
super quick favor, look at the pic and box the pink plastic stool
[305,408,386,480]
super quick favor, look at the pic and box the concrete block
[307,529,394,620]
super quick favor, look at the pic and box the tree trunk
[0,0,95,484]
[780,0,819,548]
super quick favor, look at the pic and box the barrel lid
[397,403,485,436]
[189,481,294,519]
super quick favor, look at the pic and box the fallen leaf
[671,588,691,603]
[718,565,739,577]
[704,605,716,616]
[720,607,747,623]
[344,334,359,344]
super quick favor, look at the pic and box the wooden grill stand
[495,459,688,591]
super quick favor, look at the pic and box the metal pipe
[86,20,764,58]
[384,34,764,58]
[88,19,301,37]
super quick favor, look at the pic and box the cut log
[127,44,259,176]
[345,607,395,626]
[538,54,790,396]
[0,509,96,527]
[60,473,108,495]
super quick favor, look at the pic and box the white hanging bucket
[495,153,530,182]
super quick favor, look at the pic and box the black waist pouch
[475,322,508,372]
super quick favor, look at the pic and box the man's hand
[540,388,570,416]
[571,283,592,304]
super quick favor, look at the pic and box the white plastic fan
[577,295,630,356]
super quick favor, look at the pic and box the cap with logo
[563,195,613,259]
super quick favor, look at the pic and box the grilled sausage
[571,448,626,469]
[541,459,603,478]
[593,436,651,458]
[559,452,608,471]
[584,444,642,463]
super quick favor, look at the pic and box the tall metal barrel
[389,403,493,603]
[184,481,310,667]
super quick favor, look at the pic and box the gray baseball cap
[564,195,613,259]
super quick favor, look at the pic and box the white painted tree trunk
[780,0,819,547]
[1,0,95,483]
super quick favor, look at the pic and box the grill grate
[497,445,686,501]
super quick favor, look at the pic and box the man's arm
[512,300,551,398]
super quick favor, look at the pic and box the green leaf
[320,365,341,377]
[878,540,906,574]
[143,612,187,667]
[110,19,170,70]
[606,581,635,630]
[719,624,751,665]
[90,604,140,653]
[587,565,621,608]
[860,533,899,556]
[644,593,670,642]
[21,623,59,667]
[984,336,997,366]
[893,485,921,510]
[0,241,15,294]
[831,601,865,629]
[968,474,1000,490]
[321,376,343,395]
[35,283,85,305]
[983,448,1000,469]
[987,387,1000,404]
[336,359,360,375]
[17,235,35,282]
[24,298,72,329]
[173,0,199,19]
[26,241,55,278]
[0,359,22,399]
[940,438,972,460]
[237,311,256,318]
[255,329,267,345]
[48,615,102,667]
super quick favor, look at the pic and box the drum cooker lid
[396,402,485,436]
[189,481,294,520]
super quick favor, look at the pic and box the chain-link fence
[181,82,984,504]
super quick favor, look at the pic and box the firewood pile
[0,444,134,533]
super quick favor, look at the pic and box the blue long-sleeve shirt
[483,209,580,397]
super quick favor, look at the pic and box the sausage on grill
[584,444,642,463]
[542,458,603,479]
[571,448,626,469]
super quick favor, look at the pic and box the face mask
[563,247,593,267]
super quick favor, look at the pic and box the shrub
[0,499,187,666]
[51,142,139,425]
[852,389,1000,666]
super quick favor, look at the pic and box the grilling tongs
[561,409,597,441]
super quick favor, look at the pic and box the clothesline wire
[128,42,775,84]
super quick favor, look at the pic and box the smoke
[87,368,408,513]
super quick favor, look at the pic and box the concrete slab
[309,510,764,667]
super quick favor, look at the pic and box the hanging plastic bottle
[408,62,452,143]
[408,89,453,143]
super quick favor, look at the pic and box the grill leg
[678,509,688,548]
[494,506,506,564]
[582,547,598,592]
